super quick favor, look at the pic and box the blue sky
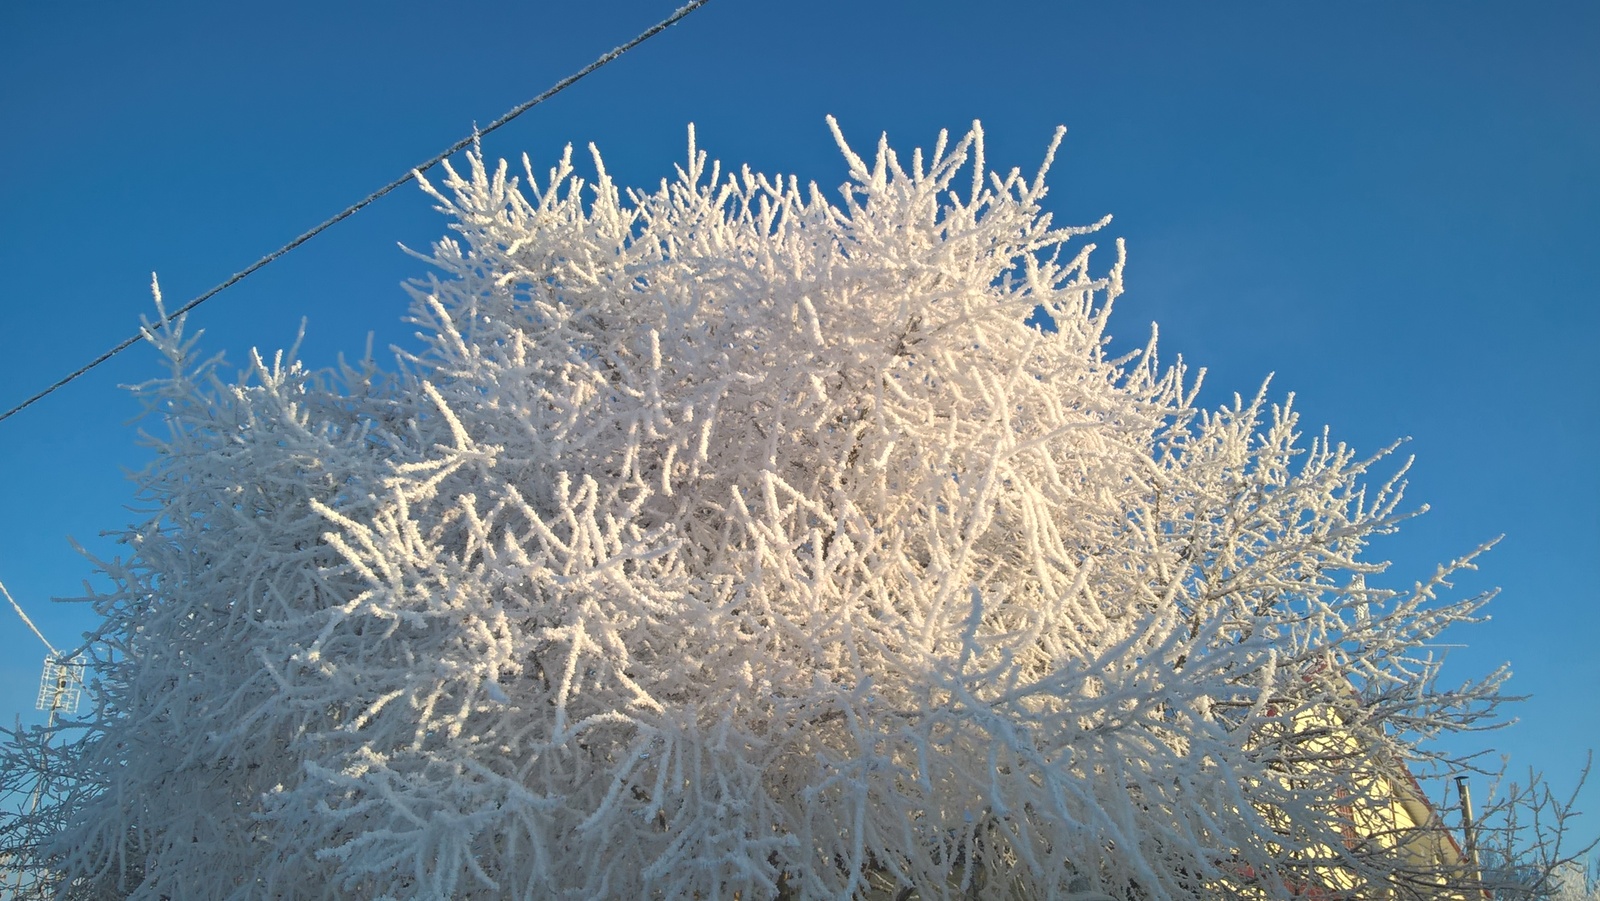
[2,0,1595,853]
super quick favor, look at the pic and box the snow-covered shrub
[15,122,1520,899]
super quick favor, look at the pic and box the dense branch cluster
[4,123,1526,899]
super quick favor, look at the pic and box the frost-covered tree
[1,121,1558,899]
[1549,856,1600,901]
[1473,769,1597,901]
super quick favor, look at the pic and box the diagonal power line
[0,0,713,428]
[0,576,57,657]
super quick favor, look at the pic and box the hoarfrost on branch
[15,121,1531,899]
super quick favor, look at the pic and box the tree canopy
[4,122,1537,899]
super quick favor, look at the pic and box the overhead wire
[0,0,714,427]
[0,577,57,657]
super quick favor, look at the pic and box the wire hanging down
[0,0,714,428]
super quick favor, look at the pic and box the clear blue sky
[2,0,1595,853]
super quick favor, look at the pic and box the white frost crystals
[16,121,1510,899]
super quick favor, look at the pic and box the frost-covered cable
[0,0,714,428]
[0,576,56,656]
